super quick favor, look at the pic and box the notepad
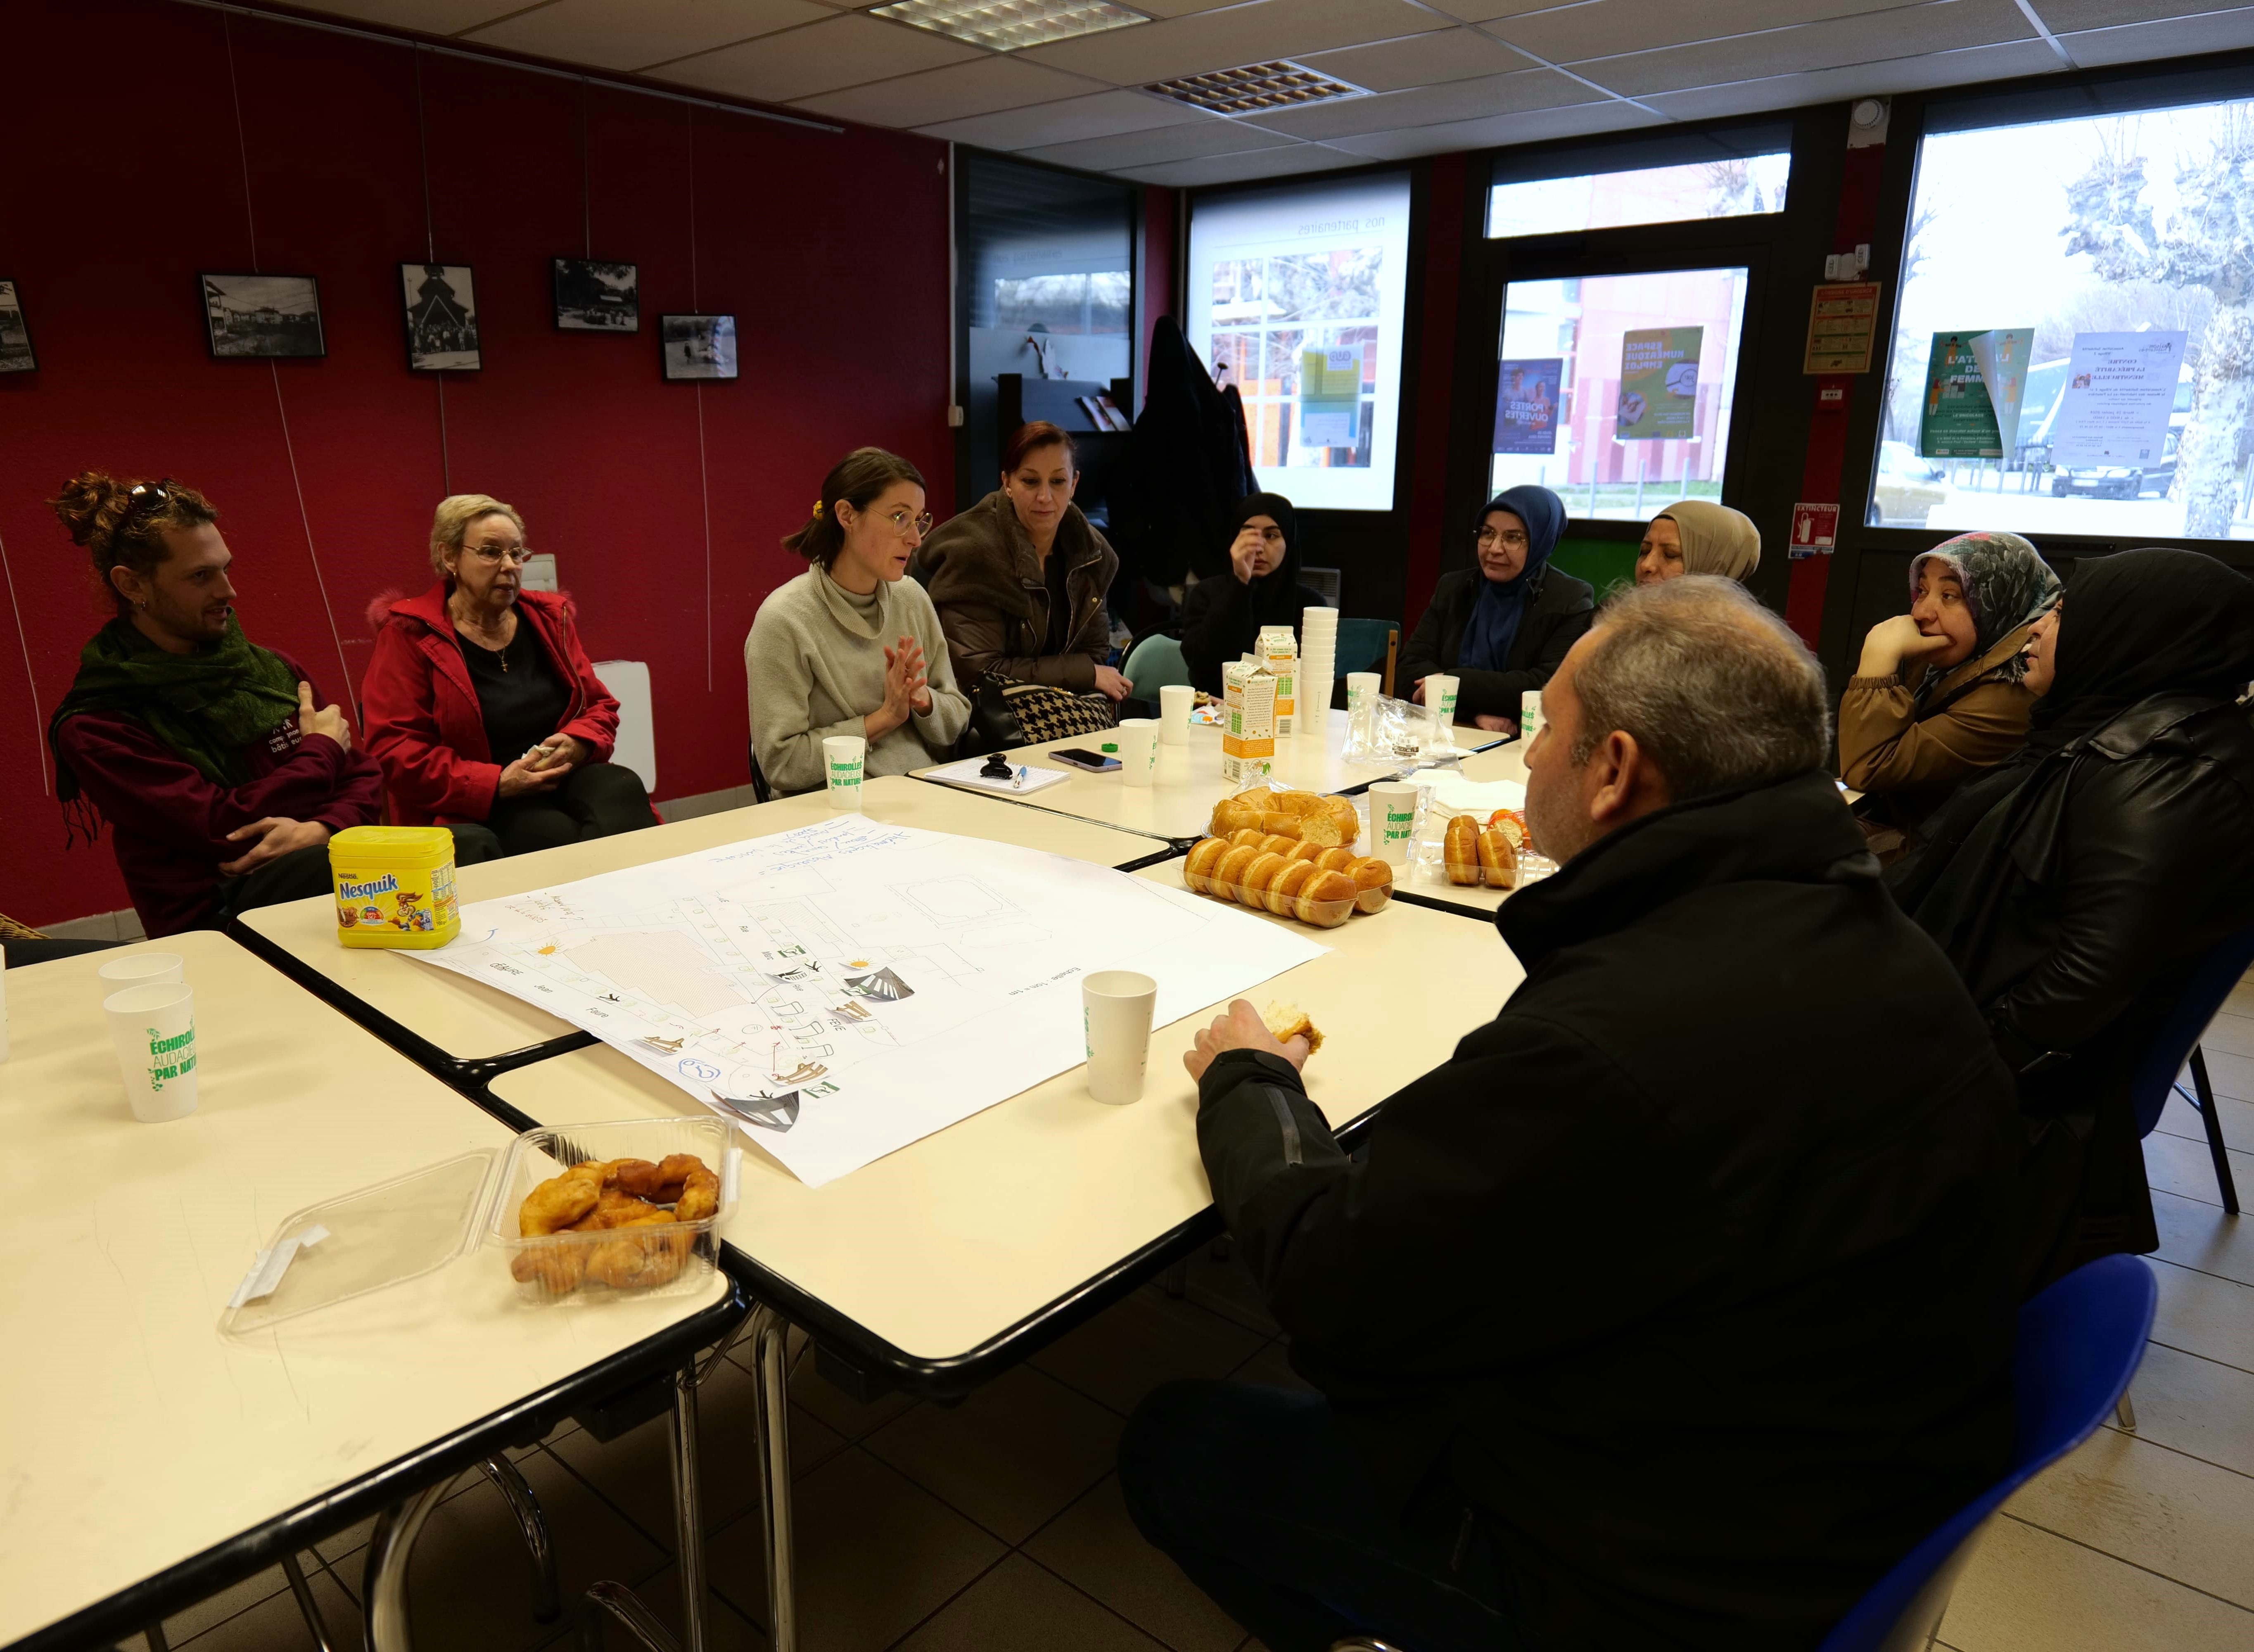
[924,757,1075,796]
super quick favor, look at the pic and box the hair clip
[811,500,826,519]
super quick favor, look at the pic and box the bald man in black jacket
[1120,579,2019,1652]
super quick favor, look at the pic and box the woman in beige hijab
[1635,500,1761,584]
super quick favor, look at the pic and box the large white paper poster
[412,821,1327,1185]
[1189,173,1412,511]
[2051,331,2188,468]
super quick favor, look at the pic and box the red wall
[0,0,952,928]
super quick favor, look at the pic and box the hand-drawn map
[411,819,1326,1184]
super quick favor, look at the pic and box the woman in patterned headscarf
[1840,531,2060,844]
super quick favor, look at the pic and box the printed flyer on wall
[1297,344,1363,449]
[2050,330,2188,468]
[1919,331,2004,456]
[1617,327,1701,439]
[1492,357,1563,454]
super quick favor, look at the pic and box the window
[1872,93,2254,541]
[1187,173,1413,512]
[1488,152,1791,240]
[1489,266,1751,522]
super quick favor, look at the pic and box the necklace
[455,604,512,669]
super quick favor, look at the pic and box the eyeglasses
[468,544,533,566]
[1475,528,1530,550]
[887,508,935,539]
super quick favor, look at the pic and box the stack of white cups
[1298,607,1338,736]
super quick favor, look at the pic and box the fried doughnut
[510,1246,587,1291]
[671,1161,722,1225]
[611,1154,703,1204]
[517,1160,607,1236]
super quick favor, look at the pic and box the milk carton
[1258,624,1298,736]
[1222,659,1277,786]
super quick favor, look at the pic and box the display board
[1188,172,1412,512]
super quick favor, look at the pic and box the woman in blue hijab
[1398,484,1594,729]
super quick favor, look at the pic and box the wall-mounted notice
[1493,356,1564,454]
[1298,345,1362,449]
[2050,330,2188,469]
[1967,328,2034,453]
[1618,326,1702,439]
[1919,331,2003,456]
[1803,281,1881,373]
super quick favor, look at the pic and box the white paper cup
[97,951,185,992]
[105,982,198,1123]
[1083,970,1157,1104]
[822,735,866,809]
[1368,781,1418,866]
[1424,673,1459,737]
[1159,683,1193,745]
[1116,718,1158,787]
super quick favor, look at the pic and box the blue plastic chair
[1123,632,1192,693]
[1328,1255,2158,1652]
[2127,925,2254,1214]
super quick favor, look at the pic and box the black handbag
[959,672,1118,757]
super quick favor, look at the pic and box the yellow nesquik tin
[329,826,460,949]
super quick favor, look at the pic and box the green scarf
[49,616,305,801]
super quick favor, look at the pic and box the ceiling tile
[1321,97,1664,159]
[1241,65,1601,140]
[2059,3,2254,63]
[2032,0,2224,26]
[1019,115,1297,169]
[645,11,981,101]
[1115,141,1366,187]
[912,86,1207,146]
[465,0,827,68]
[1411,0,1555,20]
[1638,36,2060,118]
[1488,0,1911,64]
[790,54,1102,125]
[1293,25,1536,91]
[299,0,527,32]
[1568,0,2034,97]
[1017,0,1447,86]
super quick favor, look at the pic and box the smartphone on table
[1050,748,1122,774]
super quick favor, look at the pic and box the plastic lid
[218,1149,497,1336]
[329,824,457,864]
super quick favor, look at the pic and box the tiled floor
[132,1013,2254,1652]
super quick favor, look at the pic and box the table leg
[579,1580,683,1651]
[477,1454,562,1621]
[279,1552,337,1651]
[750,1305,797,1652]
[669,1366,708,1652]
[363,1475,456,1652]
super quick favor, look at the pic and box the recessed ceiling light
[1147,61,1367,116]
[869,0,1150,52]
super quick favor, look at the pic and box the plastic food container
[493,1117,739,1307]
[1179,836,1365,929]
[218,1118,740,1336]
[329,825,461,949]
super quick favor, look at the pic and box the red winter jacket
[51,647,385,938]
[361,583,621,826]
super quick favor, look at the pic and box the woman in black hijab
[1178,492,1330,695]
[1889,547,2254,1293]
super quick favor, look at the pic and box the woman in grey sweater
[746,449,970,795]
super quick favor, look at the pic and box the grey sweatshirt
[745,566,971,795]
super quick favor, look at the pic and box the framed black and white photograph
[199,273,325,360]
[661,313,737,381]
[400,262,481,371]
[553,258,639,332]
[0,280,34,374]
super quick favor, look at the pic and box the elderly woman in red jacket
[363,494,656,855]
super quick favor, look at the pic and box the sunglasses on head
[121,480,175,528]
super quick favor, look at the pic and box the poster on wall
[1296,345,1363,449]
[1617,326,1702,439]
[200,273,325,360]
[1186,171,1412,511]
[401,263,481,372]
[0,280,33,373]
[661,314,738,381]
[1917,328,2034,457]
[1968,327,2035,453]
[553,259,640,332]
[1492,357,1563,454]
[2050,330,2188,468]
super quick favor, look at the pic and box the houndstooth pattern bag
[961,672,1118,756]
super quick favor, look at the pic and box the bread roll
[1184,837,1228,895]
[1237,852,1287,910]
[1476,824,1518,890]
[1444,815,1481,885]
[1261,1001,1324,1054]
[1227,827,1267,850]
[1343,854,1393,914]
[1267,857,1317,916]
[1208,788,1360,849]
[1215,844,1262,893]
[1294,869,1359,928]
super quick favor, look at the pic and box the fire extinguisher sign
[1788,502,1839,559]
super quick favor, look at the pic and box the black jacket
[1893,694,2254,1284]
[1178,573,1330,697]
[1397,565,1595,722]
[1196,770,2018,1652]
